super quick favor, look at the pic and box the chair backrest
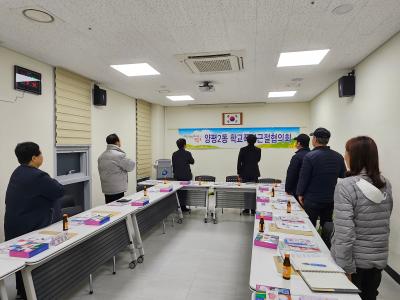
[258,178,282,184]
[225,175,239,182]
[195,175,216,182]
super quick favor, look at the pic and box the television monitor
[14,65,42,95]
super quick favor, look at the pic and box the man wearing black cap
[285,134,310,199]
[296,128,346,227]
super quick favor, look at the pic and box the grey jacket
[331,172,393,273]
[98,145,135,195]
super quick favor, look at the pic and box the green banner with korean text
[178,127,300,149]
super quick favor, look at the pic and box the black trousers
[304,201,333,228]
[177,190,188,208]
[104,192,125,204]
[352,268,382,300]
[242,177,257,211]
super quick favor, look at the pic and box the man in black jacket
[172,138,194,212]
[5,142,64,299]
[285,134,310,199]
[237,134,261,214]
[296,128,346,227]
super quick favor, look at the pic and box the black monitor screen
[14,65,42,95]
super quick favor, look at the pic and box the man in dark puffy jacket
[296,128,346,227]
[285,134,310,199]
[5,142,64,299]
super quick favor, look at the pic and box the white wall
[163,103,310,182]
[151,104,165,178]
[91,88,136,207]
[310,32,400,269]
[0,47,55,241]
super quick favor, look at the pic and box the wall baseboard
[385,265,400,285]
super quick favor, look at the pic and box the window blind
[55,68,92,145]
[136,99,152,179]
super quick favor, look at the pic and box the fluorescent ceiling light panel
[166,95,194,101]
[110,63,160,76]
[277,49,330,67]
[268,91,297,98]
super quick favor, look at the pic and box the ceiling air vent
[176,50,245,74]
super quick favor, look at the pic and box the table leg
[175,192,184,222]
[125,216,139,268]
[0,279,8,300]
[213,191,218,224]
[130,214,145,263]
[204,189,209,223]
[21,269,37,300]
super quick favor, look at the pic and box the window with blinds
[136,99,152,180]
[55,68,92,145]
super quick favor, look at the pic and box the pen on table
[302,263,327,267]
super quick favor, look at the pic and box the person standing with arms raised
[172,138,195,212]
[296,128,346,227]
[98,133,135,204]
[237,134,261,215]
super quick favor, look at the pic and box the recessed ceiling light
[110,63,160,76]
[22,9,54,23]
[166,95,194,101]
[277,49,330,67]
[268,91,297,98]
[158,89,170,94]
[332,4,354,15]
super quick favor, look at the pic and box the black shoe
[181,207,191,213]
[251,210,256,216]
[242,209,250,215]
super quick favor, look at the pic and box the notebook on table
[292,257,359,293]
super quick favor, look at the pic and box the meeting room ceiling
[1,0,400,105]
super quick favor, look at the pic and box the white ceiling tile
[0,0,399,105]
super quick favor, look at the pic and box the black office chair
[225,175,239,182]
[258,178,282,184]
[195,175,216,182]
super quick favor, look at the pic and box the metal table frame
[213,186,256,224]
[181,185,210,223]
[19,190,183,300]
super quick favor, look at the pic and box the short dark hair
[176,138,186,149]
[316,137,329,145]
[346,136,385,189]
[246,134,257,145]
[106,133,119,145]
[15,142,41,164]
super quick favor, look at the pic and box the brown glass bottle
[287,201,292,214]
[283,253,291,280]
[271,187,275,197]
[143,186,148,197]
[63,214,69,231]
[259,217,265,233]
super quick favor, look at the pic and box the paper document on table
[91,210,120,217]
[276,220,310,232]
[292,296,338,300]
[269,223,314,236]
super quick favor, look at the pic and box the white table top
[249,190,360,299]
[138,179,271,190]
[0,258,25,280]
[0,183,182,266]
